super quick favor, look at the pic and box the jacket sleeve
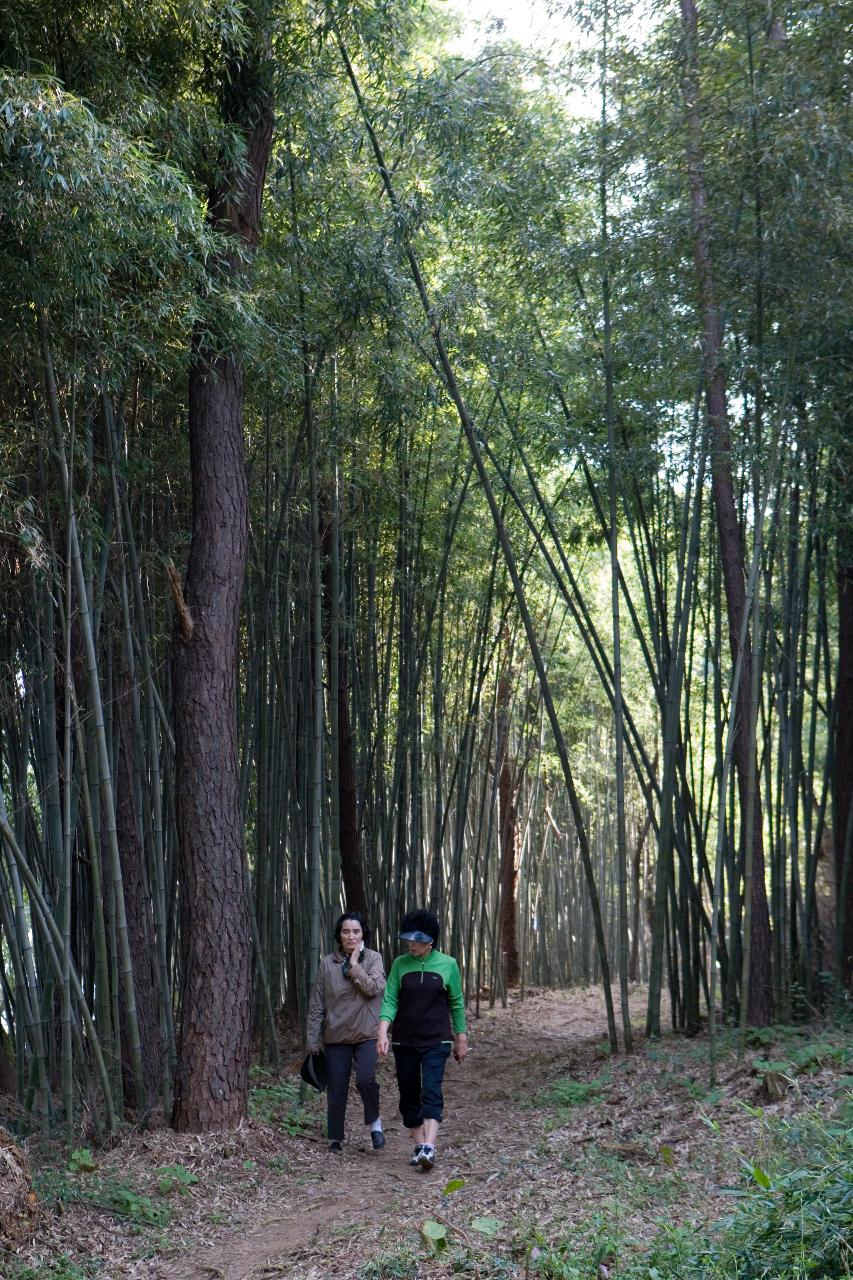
[379,957,401,1023]
[447,958,466,1034]
[305,960,326,1050]
[350,948,386,999]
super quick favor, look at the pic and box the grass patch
[358,1243,424,1279]
[248,1073,317,1136]
[539,1076,607,1110]
[2,1255,102,1280]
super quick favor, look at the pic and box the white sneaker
[417,1144,436,1169]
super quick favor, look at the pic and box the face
[406,939,432,958]
[339,919,363,953]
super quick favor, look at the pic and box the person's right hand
[377,1030,389,1057]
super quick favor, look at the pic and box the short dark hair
[399,908,439,943]
[334,911,371,946]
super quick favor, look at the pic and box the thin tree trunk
[678,0,772,1024]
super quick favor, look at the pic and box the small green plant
[102,1181,167,1223]
[155,1164,199,1195]
[68,1147,97,1174]
[421,1219,449,1253]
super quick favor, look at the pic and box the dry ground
[5,986,849,1279]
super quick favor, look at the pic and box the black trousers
[324,1040,380,1142]
[392,1042,452,1130]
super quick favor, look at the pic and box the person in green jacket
[377,908,467,1170]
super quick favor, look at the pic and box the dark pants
[324,1040,380,1142]
[392,1042,452,1129]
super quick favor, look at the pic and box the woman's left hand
[453,1033,468,1062]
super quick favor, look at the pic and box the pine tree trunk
[171,39,273,1131]
[172,348,253,1131]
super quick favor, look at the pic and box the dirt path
[16,985,836,1280]
[155,988,616,1280]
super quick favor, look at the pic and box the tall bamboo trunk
[115,654,163,1104]
[836,538,853,988]
[322,489,367,917]
[679,0,772,1024]
[496,663,520,988]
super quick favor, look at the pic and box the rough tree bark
[679,0,773,1024]
[171,28,274,1132]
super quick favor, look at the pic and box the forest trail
[155,988,620,1280]
[18,984,836,1280]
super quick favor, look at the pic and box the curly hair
[399,908,440,943]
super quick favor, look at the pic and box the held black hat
[398,908,440,944]
[299,1050,327,1092]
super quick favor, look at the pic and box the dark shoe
[417,1144,436,1169]
[329,1140,342,1153]
[371,1129,386,1150]
[409,1144,424,1166]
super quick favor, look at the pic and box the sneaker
[409,1144,424,1166]
[417,1144,436,1169]
[371,1129,386,1150]
[329,1140,342,1153]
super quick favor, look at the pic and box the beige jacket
[306,948,386,1049]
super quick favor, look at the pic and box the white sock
[370,1117,383,1132]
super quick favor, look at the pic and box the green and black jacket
[379,950,466,1047]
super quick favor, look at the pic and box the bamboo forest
[0,0,851,1276]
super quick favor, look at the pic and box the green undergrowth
[248,1067,319,1135]
[533,1073,610,1128]
[2,1253,102,1280]
[33,1157,172,1226]
[360,1105,852,1280]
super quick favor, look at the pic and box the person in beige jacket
[306,911,386,1152]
